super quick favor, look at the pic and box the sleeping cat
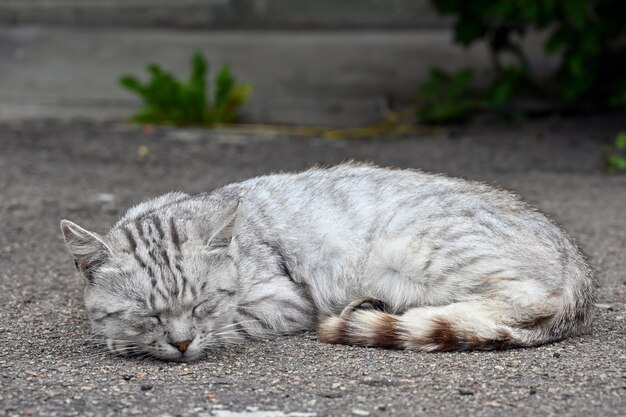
[60,164,595,361]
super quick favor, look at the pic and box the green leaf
[609,84,626,109]
[615,132,626,150]
[545,28,570,54]
[215,66,235,106]
[417,68,481,123]
[119,75,146,95]
[607,155,626,171]
[566,54,584,77]
[190,52,207,87]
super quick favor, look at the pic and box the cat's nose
[171,339,193,353]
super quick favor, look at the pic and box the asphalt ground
[0,116,624,417]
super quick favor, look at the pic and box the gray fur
[60,164,595,360]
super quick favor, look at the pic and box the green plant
[419,0,626,123]
[119,52,252,126]
[418,66,527,123]
[606,132,626,172]
[418,69,480,123]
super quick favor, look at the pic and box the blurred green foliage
[419,69,479,123]
[120,52,251,126]
[419,67,526,123]
[418,0,626,125]
[606,132,626,172]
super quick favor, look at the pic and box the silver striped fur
[61,164,595,361]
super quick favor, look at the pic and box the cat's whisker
[217,320,258,330]
[209,332,246,341]
[212,328,244,336]
[211,330,234,337]
[77,339,107,345]
[78,335,107,342]
[78,338,107,343]
[132,352,154,360]
[213,335,245,344]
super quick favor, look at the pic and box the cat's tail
[317,297,581,351]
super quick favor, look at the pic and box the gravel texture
[0,116,625,417]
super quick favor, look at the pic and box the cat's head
[60,199,244,361]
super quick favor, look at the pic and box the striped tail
[317,298,568,351]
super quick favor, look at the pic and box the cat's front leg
[228,276,317,339]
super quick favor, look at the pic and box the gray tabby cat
[60,164,595,361]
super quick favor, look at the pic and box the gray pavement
[0,116,625,417]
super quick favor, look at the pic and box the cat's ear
[207,199,244,248]
[60,219,112,281]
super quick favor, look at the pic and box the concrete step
[0,26,555,126]
[0,0,447,29]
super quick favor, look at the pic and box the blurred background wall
[0,0,551,126]
[0,0,447,29]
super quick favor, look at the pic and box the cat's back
[235,163,527,222]
[224,164,562,263]
[240,163,469,203]
[116,164,540,238]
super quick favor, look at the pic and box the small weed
[606,132,626,172]
[418,67,526,123]
[418,69,480,123]
[119,52,252,126]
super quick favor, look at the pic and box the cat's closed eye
[192,300,217,318]
[91,310,125,323]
